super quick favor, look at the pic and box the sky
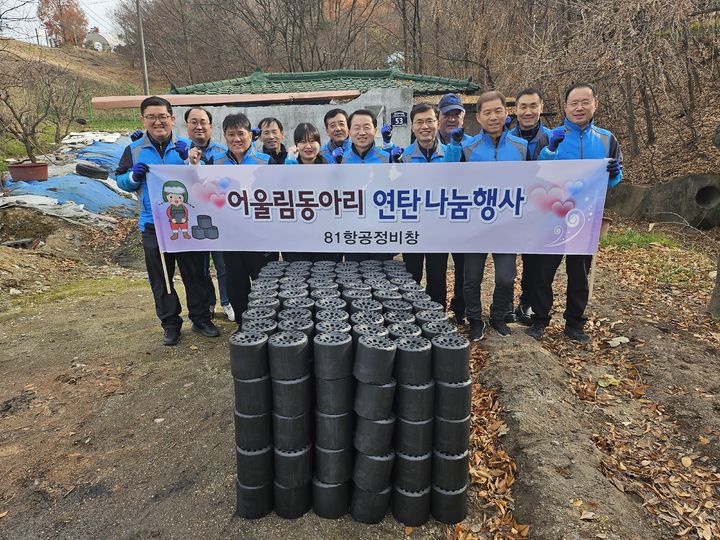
[1,0,118,43]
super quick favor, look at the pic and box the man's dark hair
[515,87,544,103]
[348,109,377,128]
[410,102,439,122]
[259,117,284,132]
[222,113,252,133]
[323,108,348,128]
[184,107,213,123]
[140,96,172,115]
[476,91,506,112]
[294,123,321,145]
[563,82,597,102]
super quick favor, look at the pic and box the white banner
[146,160,609,255]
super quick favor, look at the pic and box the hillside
[0,38,166,92]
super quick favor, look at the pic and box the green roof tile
[172,68,479,96]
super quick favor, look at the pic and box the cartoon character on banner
[162,180,193,240]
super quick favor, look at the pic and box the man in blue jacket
[509,88,552,326]
[528,82,623,344]
[340,109,394,262]
[116,96,219,346]
[208,113,276,326]
[437,93,471,325]
[399,102,452,308]
[319,108,351,163]
[447,91,528,340]
[183,107,233,322]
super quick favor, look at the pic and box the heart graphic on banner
[551,200,575,217]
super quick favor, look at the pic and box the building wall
[173,87,413,150]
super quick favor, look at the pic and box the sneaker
[490,317,512,337]
[469,319,485,341]
[514,304,533,326]
[526,323,545,341]
[192,320,220,338]
[162,326,181,346]
[222,304,236,322]
[564,326,590,344]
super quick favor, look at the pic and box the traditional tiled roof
[171,68,480,96]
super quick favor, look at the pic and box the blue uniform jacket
[210,147,271,165]
[539,119,623,187]
[116,133,190,232]
[341,143,390,164]
[510,124,552,161]
[319,138,351,164]
[445,130,527,162]
[400,138,449,163]
[197,139,227,162]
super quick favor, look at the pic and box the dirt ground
[1,208,718,539]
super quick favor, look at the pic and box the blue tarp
[5,174,136,216]
[5,138,136,217]
[71,139,129,175]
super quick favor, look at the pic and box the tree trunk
[622,73,640,157]
[639,76,655,145]
[710,255,720,318]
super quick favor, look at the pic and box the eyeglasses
[188,120,209,127]
[412,119,438,126]
[143,114,171,122]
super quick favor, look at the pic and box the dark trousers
[142,224,210,330]
[344,253,395,262]
[224,251,279,316]
[518,254,532,307]
[527,254,592,330]
[463,253,516,321]
[450,253,465,317]
[403,253,449,309]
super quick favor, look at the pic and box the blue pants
[463,253,516,321]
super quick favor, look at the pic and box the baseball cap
[438,93,465,113]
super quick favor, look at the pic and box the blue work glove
[251,127,261,141]
[381,124,393,144]
[548,128,566,152]
[390,147,403,163]
[131,162,149,183]
[173,140,189,160]
[129,129,143,142]
[332,147,344,164]
[450,127,465,144]
[607,158,621,180]
[504,116,512,130]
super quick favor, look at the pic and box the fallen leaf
[154,418,165,424]
[573,499,584,507]
[681,456,692,468]
[0,511,7,519]
[699,436,710,445]
[403,526,413,536]
[607,336,630,348]
[598,375,620,388]
[190,345,199,351]
[580,511,597,521]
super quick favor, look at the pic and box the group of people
[116,83,622,347]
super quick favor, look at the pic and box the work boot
[514,304,533,326]
[490,317,512,337]
[171,232,178,240]
[564,326,590,345]
[526,323,545,341]
[469,319,485,341]
[183,232,191,239]
[163,326,181,346]
[192,320,220,337]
